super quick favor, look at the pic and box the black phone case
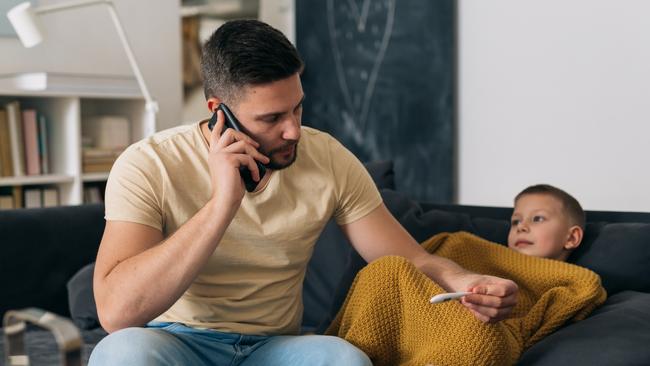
[208,103,267,192]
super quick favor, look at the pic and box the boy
[508,184,585,261]
[327,185,604,366]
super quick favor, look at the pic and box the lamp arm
[35,0,159,114]
[34,0,111,15]
[105,3,158,113]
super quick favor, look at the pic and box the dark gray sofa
[2,162,650,365]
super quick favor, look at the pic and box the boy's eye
[533,215,545,222]
[511,219,520,226]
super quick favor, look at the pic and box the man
[89,20,517,365]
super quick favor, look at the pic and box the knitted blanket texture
[327,232,607,366]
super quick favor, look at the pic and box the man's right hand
[207,109,269,208]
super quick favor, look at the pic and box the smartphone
[208,103,267,192]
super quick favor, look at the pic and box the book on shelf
[0,187,14,210]
[13,186,23,208]
[0,186,25,210]
[6,101,25,177]
[0,195,13,209]
[0,110,14,177]
[22,109,41,176]
[0,103,51,178]
[0,186,60,209]
[83,162,116,173]
[24,187,42,208]
[42,187,59,207]
[38,113,50,175]
[84,185,104,203]
[82,147,124,173]
[84,115,130,149]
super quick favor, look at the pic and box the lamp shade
[7,2,44,48]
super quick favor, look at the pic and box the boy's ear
[564,226,584,250]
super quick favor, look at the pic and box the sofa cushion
[570,223,650,294]
[301,160,395,332]
[384,189,473,242]
[517,291,650,365]
[363,160,395,190]
[67,263,100,330]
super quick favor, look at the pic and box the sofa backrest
[421,203,650,224]
[0,204,105,319]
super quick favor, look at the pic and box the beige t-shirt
[105,123,382,335]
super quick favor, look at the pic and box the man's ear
[564,226,584,250]
[207,97,221,113]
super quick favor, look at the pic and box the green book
[38,113,49,175]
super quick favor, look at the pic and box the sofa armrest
[0,204,105,319]
[3,308,82,366]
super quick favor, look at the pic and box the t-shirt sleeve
[104,145,163,231]
[330,139,383,225]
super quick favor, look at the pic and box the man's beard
[263,142,298,170]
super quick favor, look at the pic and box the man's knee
[309,336,372,366]
[88,327,174,366]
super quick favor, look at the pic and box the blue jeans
[88,322,371,366]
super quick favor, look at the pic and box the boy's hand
[449,273,519,323]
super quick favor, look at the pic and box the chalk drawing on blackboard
[346,0,371,32]
[298,0,455,202]
[327,0,396,141]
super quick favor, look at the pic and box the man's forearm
[411,252,473,291]
[96,199,236,332]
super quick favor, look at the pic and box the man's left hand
[451,273,519,323]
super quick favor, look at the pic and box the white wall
[259,0,295,44]
[0,0,182,132]
[458,0,650,211]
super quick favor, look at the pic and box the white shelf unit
[0,78,148,206]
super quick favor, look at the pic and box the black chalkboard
[296,0,455,203]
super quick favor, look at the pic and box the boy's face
[507,193,580,261]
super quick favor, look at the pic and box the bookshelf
[0,72,150,208]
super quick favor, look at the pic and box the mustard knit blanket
[327,231,607,366]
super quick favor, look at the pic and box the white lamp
[7,0,159,133]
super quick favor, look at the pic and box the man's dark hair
[515,184,586,229]
[201,19,304,104]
